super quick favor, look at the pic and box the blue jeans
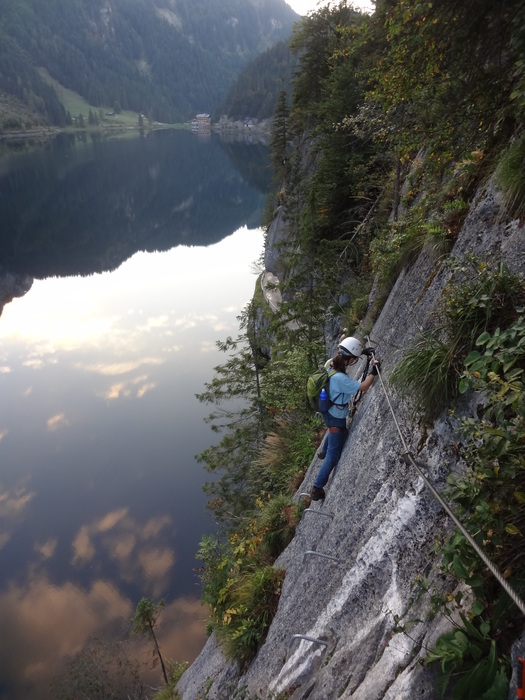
[313,414,348,489]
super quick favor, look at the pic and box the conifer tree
[269,90,289,181]
[131,597,168,687]
[196,301,270,522]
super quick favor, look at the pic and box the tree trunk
[150,624,169,686]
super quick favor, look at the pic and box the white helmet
[338,336,363,358]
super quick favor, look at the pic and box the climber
[310,336,380,501]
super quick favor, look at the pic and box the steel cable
[372,358,525,618]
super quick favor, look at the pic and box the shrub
[215,566,285,666]
[259,493,301,559]
[390,331,461,422]
[425,616,508,700]
[426,315,525,697]
[495,135,525,220]
[392,260,525,423]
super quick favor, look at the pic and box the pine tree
[269,90,289,181]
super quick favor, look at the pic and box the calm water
[0,129,269,698]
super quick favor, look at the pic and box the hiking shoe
[310,486,326,501]
[317,451,326,460]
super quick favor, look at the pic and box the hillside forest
[191,1,525,699]
[0,0,298,129]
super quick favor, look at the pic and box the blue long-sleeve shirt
[325,359,360,419]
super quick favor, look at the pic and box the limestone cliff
[176,180,524,699]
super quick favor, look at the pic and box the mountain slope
[0,0,299,127]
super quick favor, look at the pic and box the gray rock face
[177,182,525,699]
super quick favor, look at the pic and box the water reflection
[0,226,264,698]
[0,129,270,279]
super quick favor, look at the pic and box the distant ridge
[0,0,299,129]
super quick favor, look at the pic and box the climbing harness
[372,356,525,618]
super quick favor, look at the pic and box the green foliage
[258,493,301,559]
[214,565,285,666]
[391,331,460,423]
[366,0,523,167]
[425,312,525,697]
[370,212,450,287]
[154,661,188,700]
[131,597,169,686]
[217,41,297,121]
[391,261,525,422]
[426,616,508,700]
[451,316,525,570]
[495,135,525,220]
[197,507,290,667]
[270,90,290,182]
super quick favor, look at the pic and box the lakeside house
[192,113,211,132]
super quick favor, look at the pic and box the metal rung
[297,492,311,503]
[301,508,334,520]
[288,634,328,650]
[302,550,340,564]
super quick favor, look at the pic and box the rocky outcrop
[176,181,524,699]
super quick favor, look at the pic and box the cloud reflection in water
[0,226,263,697]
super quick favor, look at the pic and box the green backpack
[306,367,337,412]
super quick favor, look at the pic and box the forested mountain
[0,0,299,129]
[216,40,298,121]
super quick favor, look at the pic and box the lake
[0,129,270,699]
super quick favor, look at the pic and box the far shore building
[193,113,211,133]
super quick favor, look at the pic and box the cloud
[0,487,35,555]
[173,312,221,331]
[23,359,45,369]
[34,538,58,560]
[0,365,11,373]
[0,574,133,698]
[0,429,8,442]
[210,320,230,332]
[137,382,155,398]
[137,548,175,598]
[46,413,69,431]
[96,508,129,532]
[137,315,170,331]
[72,508,129,565]
[0,486,35,519]
[0,575,208,700]
[199,340,217,353]
[143,515,172,539]
[72,526,96,565]
[100,374,157,400]
[82,358,164,376]
[71,509,175,596]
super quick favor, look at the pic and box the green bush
[426,314,525,697]
[392,260,525,423]
[259,493,300,559]
[215,566,285,666]
[495,135,525,220]
[390,331,461,422]
[425,616,508,700]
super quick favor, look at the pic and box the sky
[287,0,374,16]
